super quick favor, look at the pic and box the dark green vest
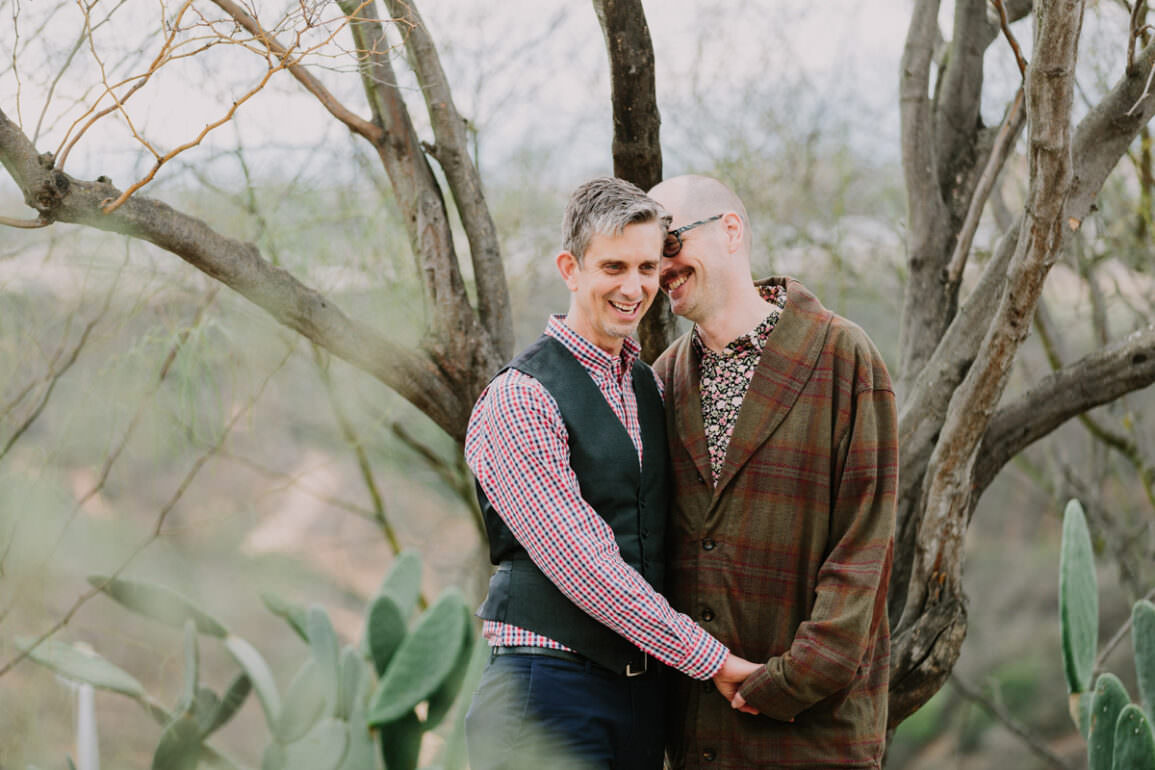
[475,334,670,673]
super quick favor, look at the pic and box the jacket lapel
[671,333,714,487]
[712,278,832,498]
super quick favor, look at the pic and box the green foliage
[375,550,423,621]
[1056,498,1155,769]
[21,553,480,770]
[13,636,145,697]
[1060,499,1098,695]
[365,596,407,677]
[1089,674,1129,770]
[1134,600,1155,720]
[261,593,310,643]
[87,575,229,638]
[1113,705,1155,770]
[367,589,468,726]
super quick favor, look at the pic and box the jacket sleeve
[737,380,898,720]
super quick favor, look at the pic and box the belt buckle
[625,654,648,677]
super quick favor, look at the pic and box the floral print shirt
[692,284,788,484]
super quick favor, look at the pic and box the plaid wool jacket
[654,277,898,769]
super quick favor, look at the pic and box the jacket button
[702,538,716,551]
[701,608,715,622]
[702,748,717,761]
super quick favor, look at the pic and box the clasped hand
[712,653,762,715]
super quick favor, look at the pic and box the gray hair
[561,177,670,261]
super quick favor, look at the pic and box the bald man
[649,175,898,769]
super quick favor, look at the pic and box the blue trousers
[464,652,666,770]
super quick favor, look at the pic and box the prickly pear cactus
[1111,704,1155,770]
[1088,673,1129,770]
[1134,599,1155,721]
[1060,499,1098,699]
[25,551,483,770]
[1056,500,1155,770]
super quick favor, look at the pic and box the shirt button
[701,608,715,622]
[702,748,717,761]
[702,538,716,551]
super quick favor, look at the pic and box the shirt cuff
[675,622,729,680]
[737,659,809,721]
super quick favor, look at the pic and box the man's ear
[556,250,581,290]
[721,212,744,255]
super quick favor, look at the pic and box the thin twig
[1095,585,1155,675]
[311,344,402,555]
[0,339,295,679]
[0,215,49,228]
[946,87,1026,284]
[950,674,1073,769]
[0,251,123,462]
[0,287,221,617]
[217,449,379,522]
[1129,1,1149,71]
[990,0,1029,78]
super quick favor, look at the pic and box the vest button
[702,538,716,551]
[696,473,705,484]
[702,748,717,761]
[701,607,715,622]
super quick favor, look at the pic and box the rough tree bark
[591,0,677,363]
[888,0,1155,724]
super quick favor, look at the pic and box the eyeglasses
[662,214,724,258]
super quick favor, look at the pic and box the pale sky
[0,1,919,192]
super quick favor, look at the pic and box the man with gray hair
[464,176,759,769]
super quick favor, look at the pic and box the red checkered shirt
[465,315,728,680]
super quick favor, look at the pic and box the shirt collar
[545,314,640,378]
[692,284,786,358]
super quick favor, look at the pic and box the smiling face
[557,220,663,355]
[658,212,727,324]
[650,176,750,326]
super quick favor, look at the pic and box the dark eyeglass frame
[663,213,724,258]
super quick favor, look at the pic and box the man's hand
[712,653,761,715]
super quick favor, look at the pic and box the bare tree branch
[208,0,382,142]
[0,105,470,440]
[972,324,1155,498]
[384,0,513,362]
[898,0,953,392]
[936,0,996,190]
[892,0,1086,725]
[897,35,1155,516]
[945,88,1026,284]
[0,214,48,228]
[338,0,498,391]
[992,0,1031,77]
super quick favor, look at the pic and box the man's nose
[620,270,643,298]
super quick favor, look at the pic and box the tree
[1,0,1154,731]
